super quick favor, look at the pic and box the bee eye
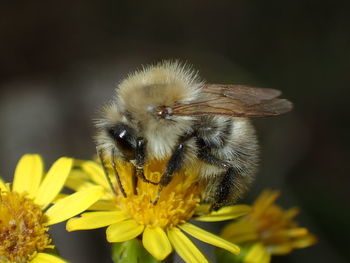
[107,124,136,160]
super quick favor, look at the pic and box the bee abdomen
[195,117,258,207]
[196,116,233,149]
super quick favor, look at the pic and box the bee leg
[211,168,239,210]
[97,147,118,196]
[152,185,164,205]
[132,166,138,195]
[135,137,159,185]
[153,143,187,205]
[197,151,241,210]
[111,148,127,197]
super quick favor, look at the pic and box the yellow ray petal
[30,253,68,263]
[167,227,209,263]
[221,220,258,243]
[0,177,7,191]
[65,170,94,191]
[195,205,251,222]
[142,226,172,260]
[12,154,43,198]
[45,186,104,225]
[284,207,300,219]
[81,161,109,189]
[244,243,270,263]
[266,244,292,255]
[261,250,271,263]
[283,227,309,238]
[292,235,317,249]
[106,219,144,242]
[224,232,258,244]
[67,211,129,231]
[253,190,280,218]
[34,157,73,208]
[88,199,117,210]
[179,223,240,255]
[52,193,69,203]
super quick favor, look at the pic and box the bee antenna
[96,148,122,197]
[111,148,127,198]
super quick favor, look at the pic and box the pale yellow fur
[95,61,259,206]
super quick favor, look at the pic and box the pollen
[112,161,203,228]
[0,191,53,263]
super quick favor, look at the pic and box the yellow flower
[221,190,317,263]
[0,154,104,263]
[66,159,250,263]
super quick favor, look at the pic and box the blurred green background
[0,1,349,262]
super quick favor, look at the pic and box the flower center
[112,161,203,228]
[252,205,299,246]
[0,191,53,263]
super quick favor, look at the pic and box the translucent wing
[172,84,293,117]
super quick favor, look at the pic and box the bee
[95,61,292,210]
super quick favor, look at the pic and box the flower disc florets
[67,159,246,262]
[0,191,52,263]
[112,161,202,228]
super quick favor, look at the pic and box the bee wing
[172,84,293,117]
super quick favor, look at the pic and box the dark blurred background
[1,1,349,262]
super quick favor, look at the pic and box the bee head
[116,61,202,125]
[96,61,203,160]
[154,105,173,119]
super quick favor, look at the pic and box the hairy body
[96,61,290,209]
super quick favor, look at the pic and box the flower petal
[167,227,209,263]
[268,244,292,255]
[142,226,172,260]
[88,200,117,210]
[81,161,110,189]
[45,186,104,225]
[195,205,251,222]
[244,243,271,263]
[13,154,43,198]
[261,250,271,263]
[30,253,68,263]
[292,234,317,249]
[67,211,129,231]
[253,190,280,218]
[283,227,309,238]
[179,223,240,255]
[284,207,300,219]
[221,220,258,243]
[107,219,144,242]
[0,177,7,191]
[34,157,73,208]
[65,170,95,191]
[52,193,69,203]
